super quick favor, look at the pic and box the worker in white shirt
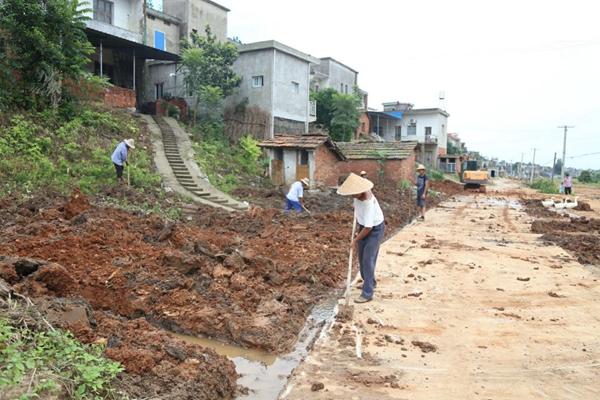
[337,173,385,303]
[284,178,310,213]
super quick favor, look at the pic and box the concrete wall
[163,0,228,42]
[272,50,310,127]
[227,49,274,117]
[397,112,448,151]
[227,48,311,136]
[311,58,357,94]
[146,16,180,53]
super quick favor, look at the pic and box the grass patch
[192,125,267,193]
[0,317,123,399]
[0,104,161,198]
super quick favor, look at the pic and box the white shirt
[286,181,304,202]
[353,194,384,228]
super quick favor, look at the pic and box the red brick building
[259,135,417,188]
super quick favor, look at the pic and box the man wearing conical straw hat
[337,173,385,303]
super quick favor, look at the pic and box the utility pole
[529,148,537,184]
[558,125,574,180]
[551,152,557,181]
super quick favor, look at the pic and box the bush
[0,318,123,399]
[193,129,266,193]
[429,169,445,181]
[530,178,559,194]
[397,179,412,191]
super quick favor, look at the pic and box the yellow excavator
[461,160,488,192]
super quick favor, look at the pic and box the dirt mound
[63,188,90,219]
[430,179,464,196]
[523,197,600,266]
[532,217,600,234]
[575,201,593,211]
[1,257,238,400]
[540,233,600,265]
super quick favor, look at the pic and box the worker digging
[416,164,430,220]
[110,138,135,184]
[337,173,385,304]
[284,177,310,213]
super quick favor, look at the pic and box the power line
[568,151,600,159]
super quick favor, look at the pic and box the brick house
[259,135,417,188]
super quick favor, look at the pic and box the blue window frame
[154,30,166,51]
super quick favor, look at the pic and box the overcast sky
[224,0,600,169]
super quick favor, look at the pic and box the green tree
[0,0,93,109]
[311,88,337,130]
[553,158,563,175]
[578,170,592,183]
[447,141,461,155]
[330,92,360,142]
[181,26,240,124]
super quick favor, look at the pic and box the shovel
[344,214,357,306]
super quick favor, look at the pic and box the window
[93,0,113,24]
[407,122,417,136]
[299,150,309,165]
[345,84,348,94]
[425,127,432,136]
[340,83,344,92]
[252,75,264,87]
[395,126,402,141]
[155,83,164,100]
[292,81,299,94]
[274,148,283,161]
[154,31,166,51]
[315,85,319,92]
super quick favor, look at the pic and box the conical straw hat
[337,173,374,196]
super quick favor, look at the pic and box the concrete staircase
[150,115,248,212]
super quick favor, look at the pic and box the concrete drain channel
[154,116,246,211]
[175,296,339,399]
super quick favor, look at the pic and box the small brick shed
[259,134,417,187]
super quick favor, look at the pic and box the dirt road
[284,185,600,399]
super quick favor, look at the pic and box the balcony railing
[424,135,437,144]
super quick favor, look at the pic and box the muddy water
[175,296,339,399]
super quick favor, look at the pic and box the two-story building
[226,40,320,137]
[145,0,230,105]
[310,57,358,95]
[81,0,229,109]
[368,102,449,167]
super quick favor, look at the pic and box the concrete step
[173,172,193,178]
[181,182,199,188]
[167,157,184,162]
[192,191,210,197]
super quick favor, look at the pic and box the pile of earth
[0,182,463,397]
[0,262,237,400]
[522,198,600,266]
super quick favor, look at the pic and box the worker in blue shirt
[111,139,135,183]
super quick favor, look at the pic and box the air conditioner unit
[409,119,416,124]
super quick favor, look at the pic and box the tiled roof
[335,141,418,160]
[258,134,329,149]
[259,134,345,159]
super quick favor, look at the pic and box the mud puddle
[176,296,339,399]
[476,197,523,209]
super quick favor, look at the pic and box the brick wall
[315,144,416,187]
[103,86,136,109]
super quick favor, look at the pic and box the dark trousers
[357,222,385,300]
[565,187,572,195]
